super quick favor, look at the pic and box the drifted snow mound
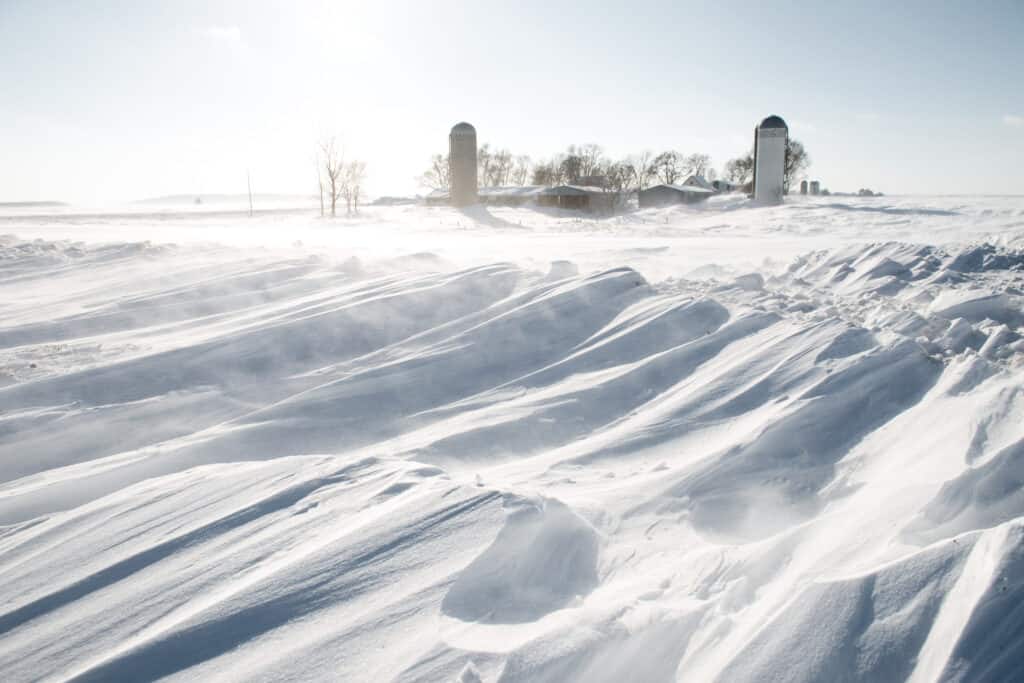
[442,496,599,623]
[947,243,1024,273]
[546,260,579,280]
[1,231,1024,682]
[905,436,1024,545]
[495,610,702,683]
[929,291,1023,328]
[666,339,941,541]
[781,240,1024,359]
[718,522,1024,683]
[732,272,765,291]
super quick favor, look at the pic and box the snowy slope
[1,195,1023,682]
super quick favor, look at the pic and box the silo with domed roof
[752,115,788,204]
[449,122,478,206]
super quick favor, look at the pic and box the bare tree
[424,144,527,189]
[683,153,712,178]
[319,138,345,217]
[345,161,367,213]
[419,153,450,191]
[512,155,532,186]
[650,150,683,185]
[313,148,326,217]
[784,139,810,193]
[560,153,584,184]
[498,149,514,185]
[532,152,571,186]
[601,160,635,208]
[629,150,655,191]
[578,144,604,178]
[531,160,557,186]
[477,143,493,188]
[484,148,513,186]
[724,154,754,184]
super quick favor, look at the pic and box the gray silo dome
[451,122,476,135]
[759,115,788,130]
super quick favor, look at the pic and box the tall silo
[752,115,788,204]
[449,122,478,206]
[800,179,808,195]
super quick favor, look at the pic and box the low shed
[538,185,614,212]
[638,184,713,208]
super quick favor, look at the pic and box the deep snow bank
[1,201,1024,681]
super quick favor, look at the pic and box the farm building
[638,183,713,208]
[682,175,715,191]
[538,185,614,212]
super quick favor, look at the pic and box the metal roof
[479,185,544,197]
[540,185,607,196]
[644,183,714,194]
[683,174,715,190]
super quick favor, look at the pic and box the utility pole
[246,170,254,217]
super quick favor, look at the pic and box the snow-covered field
[1,195,1023,682]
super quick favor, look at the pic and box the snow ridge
[1,201,1023,681]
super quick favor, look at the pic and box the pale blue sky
[1,0,1021,204]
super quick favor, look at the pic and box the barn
[682,174,715,191]
[638,183,713,208]
[538,185,614,212]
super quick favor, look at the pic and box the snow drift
[1,196,1023,681]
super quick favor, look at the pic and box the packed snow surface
[1,195,1023,682]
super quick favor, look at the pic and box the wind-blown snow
[1,194,1023,682]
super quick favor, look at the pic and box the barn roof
[643,184,714,195]
[540,185,607,196]
[683,174,715,190]
[479,185,544,197]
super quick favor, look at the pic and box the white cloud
[200,26,242,44]
[1003,114,1024,127]
[856,113,880,123]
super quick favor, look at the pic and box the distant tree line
[420,145,720,207]
[478,145,533,187]
[419,138,811,202]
